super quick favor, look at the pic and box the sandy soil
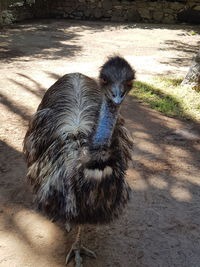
[0,20,200,267]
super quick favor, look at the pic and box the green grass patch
[130,77,200,121]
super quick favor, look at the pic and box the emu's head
[99,56,135,105]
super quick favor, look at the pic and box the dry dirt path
[0,20,200,267]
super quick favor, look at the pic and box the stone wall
[46,0,200,24]
[1,0,200,26]
[0,2,34,27]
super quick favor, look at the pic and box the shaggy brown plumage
[24,56,134,225]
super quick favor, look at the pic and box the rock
[84,9,91,17]
[169,2,184,11]
[111,7,127,21]
[149,2,158,8]
[164,9,175,14]
[97,2,102,8]
[136,2,147,8]
[138,8,151,20]
[113,5,123,10]
[102,0,113,10]
[103,9,112,17]
[163,14,176,24]
[94,8,102,19]
[0,10,15,25]
[125,9,141,22]
[153,11,163,23]
[111,14,124,22]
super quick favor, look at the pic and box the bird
[23,56,135,266]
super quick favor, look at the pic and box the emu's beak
[111,84,125,105]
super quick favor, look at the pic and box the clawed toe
[66,226,96,266]
[66,245,96,266]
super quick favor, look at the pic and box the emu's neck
[92,97,119,148]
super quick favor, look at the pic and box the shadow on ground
[160,39,200,68]
[1,18,200,266]
[0,20,82,62]
[1,19,200,65]
[0,72,200,266]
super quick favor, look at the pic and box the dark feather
[24,59,134,224]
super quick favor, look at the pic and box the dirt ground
[0,20,200,267]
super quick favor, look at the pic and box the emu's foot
[66,243,96,267]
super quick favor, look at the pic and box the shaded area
[0,20,83,62]
[0,91,31,121]
[163,40,200,54]
[117,95,200,266]
[9,73,46,99]
[123,23,200,32]
[0,73,200,266]
[0,19,200,266]
[1,19,200,64]
[160,39,200,68]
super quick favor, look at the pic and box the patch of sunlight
[149,177,168,190]
[133,131,151,139]
[132,178,148,191]
[43,47,63,52]
[170,185,192,202]
[137,141,162,156]
[0,230,56,266]
[131,76,200,121]
[13,209,63,248]
[176,172,200,186]
[128,169,148,190]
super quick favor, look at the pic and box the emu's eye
[126,80,133,86]
[100,78,108,85]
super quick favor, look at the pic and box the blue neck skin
[92,98,118,148]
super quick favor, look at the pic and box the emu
[23,56,135,266]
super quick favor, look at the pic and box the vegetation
[130,77,200,121]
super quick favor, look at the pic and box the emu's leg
[66,226,96,267]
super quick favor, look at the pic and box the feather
[24,58,134,224]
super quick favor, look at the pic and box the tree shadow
[0,20,82,62]
[9,73,46,98]
[123,23,200,32]
[115,95,200,266]
[0,91,31,122]
[82,94,200,266]
[160,40,200,68]
[1,71,200,266]
[1,19,200,64]
[0,142,67,266]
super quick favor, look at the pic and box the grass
[130,77,200,121]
